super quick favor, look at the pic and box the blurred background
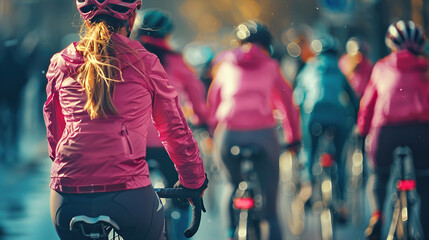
[0,0,427,239]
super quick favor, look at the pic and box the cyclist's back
[211,45,299,134]
[208,20,300,240]
[293,35,358,211]
[296,54,355,121]
[358,50,429,131]
[358,20,429,239]
[44,2,207,240]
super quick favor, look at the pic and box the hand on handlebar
[174,174,209,212]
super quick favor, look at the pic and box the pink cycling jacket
[358,50,429,136]
[143,37,208,148]
[208,44,301,143]
[43,33,205,193]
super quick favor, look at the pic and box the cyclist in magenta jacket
[44,1,206,239]
[132,9,208,240]
[208,20,300,240]
[134,8,208,155]
[358,20,429,239]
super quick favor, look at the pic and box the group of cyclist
[41,0,429,239]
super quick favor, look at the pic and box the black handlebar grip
[155,188,178,198]
[154,188,203,238]
[184,196,202,238]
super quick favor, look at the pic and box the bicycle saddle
[69,215,120,231]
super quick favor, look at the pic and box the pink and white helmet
[76,0,142,21]
[385,20,426,54]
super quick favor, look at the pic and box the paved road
[0,157,58,240]
[0,155,370,240]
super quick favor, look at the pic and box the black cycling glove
[174,173,209,212]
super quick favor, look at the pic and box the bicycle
[311,126,340,240]
[230,144,264,240]
[147,152,193,240]
[345,126,365,226]
[279,142,308,236]
[385,146,424,240]
[69,187,204,240]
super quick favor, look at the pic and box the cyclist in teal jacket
[293,34,359,221]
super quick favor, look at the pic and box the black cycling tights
[50,186,165,240]
[216,127,282,240]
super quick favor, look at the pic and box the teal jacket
[293,53,358,126]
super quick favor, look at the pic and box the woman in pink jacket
[358,20,429,239]
[43,1,206,239]
[208,20,301,240]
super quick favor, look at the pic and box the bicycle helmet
[346,36,370,56]
[137,9,174,38]
[385,20,426,54]
[76,0,142,21]
[310,33,338,55]
[234,20,272,51]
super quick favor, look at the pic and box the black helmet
[385,20,426,54]
[137,8,174,38]
[234,20,272,51]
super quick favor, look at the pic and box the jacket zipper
[121,125,133,155]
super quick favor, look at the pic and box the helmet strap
[125,21,131,37]
[125,11,137,38]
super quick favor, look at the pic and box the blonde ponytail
[76,19,123,119]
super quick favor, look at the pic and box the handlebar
[154,188,203,238]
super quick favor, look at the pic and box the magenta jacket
[142,37,208,148]
[43,33,205,193]
[208,44,301,143]
[358,50,429,136]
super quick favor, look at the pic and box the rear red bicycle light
[397,180,416,191]
[233,197,255,209]
[320,153,334,167]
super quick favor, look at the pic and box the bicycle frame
[386,146,424,240]
[312,127,337,240]
[345,128,365,226]
[280,143,306,236]
[230,145,264,240]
